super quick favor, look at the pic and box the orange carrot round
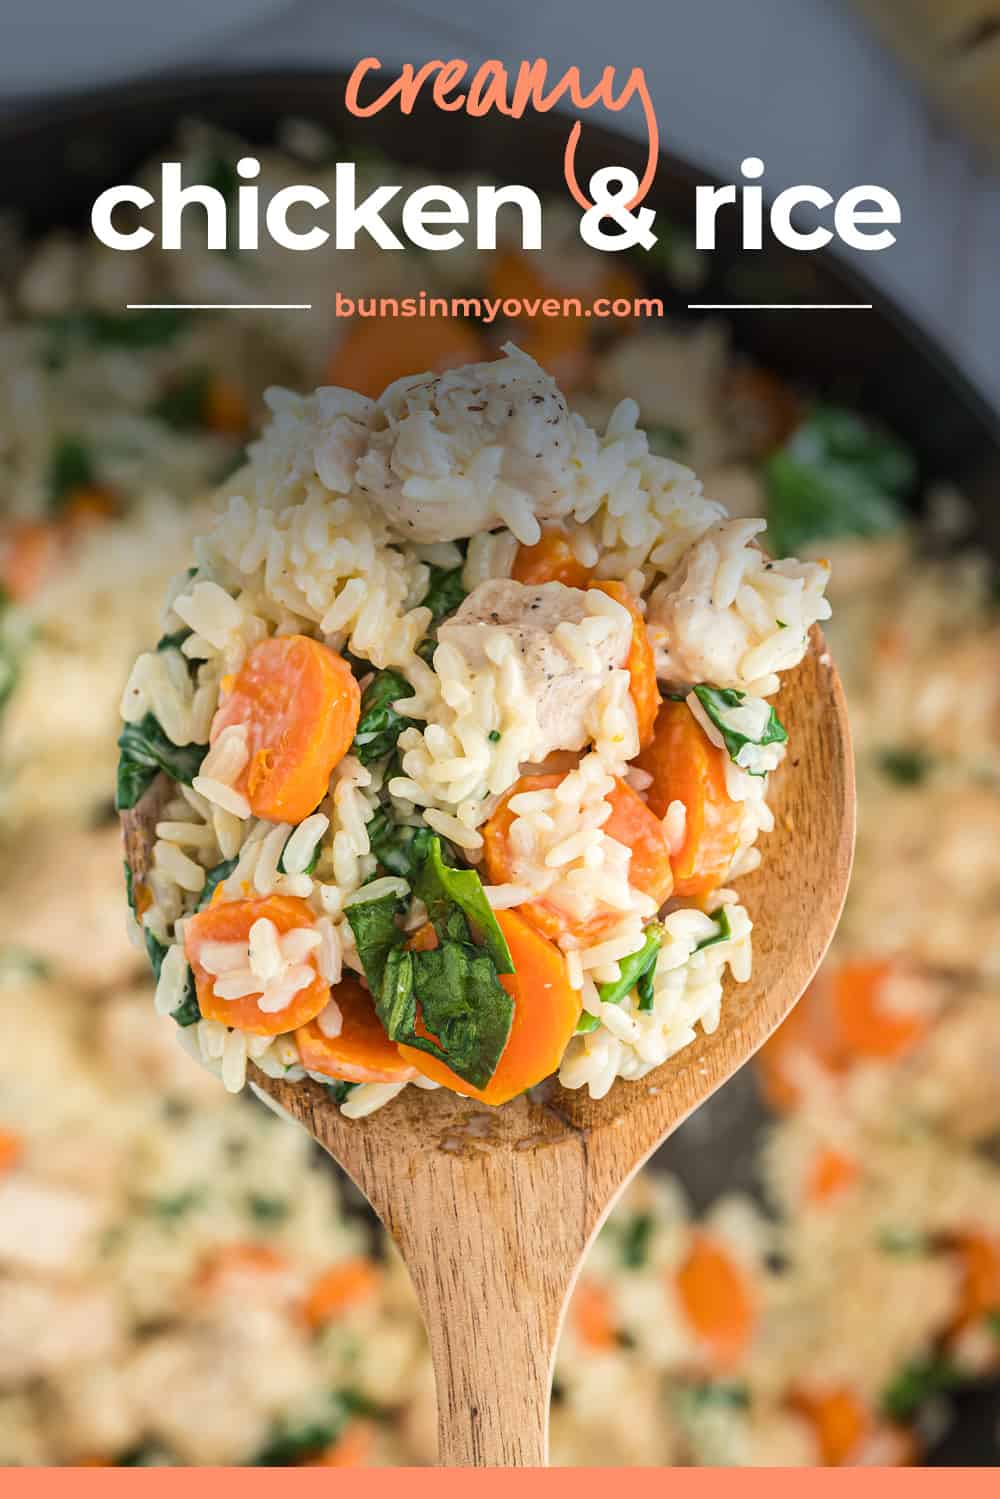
[791,1388,870,1466]
[185,894,330,1036]
[0,1129,22,1175]
[204,377,250,435]
[303,1257,381,1330]
[483,773,673,944]
[308,1421,376,1467]
[511,530,591,589]
[636,698,742,898]
[326,316,483,399]
[211,635,360,825]
[952,1233,1000,1328]
[806,1146,859,1204]
[831,959,928,1061]
[589,580,660,748]
[755,972,842,1113]
[398,909,580,1106]
[571,1277,618,1351]
[295,977,419,1085]
[196,1242,291,1293]
[0,521,62,602]
[674,1232,755,1371]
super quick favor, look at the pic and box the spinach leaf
[347,843,515,1090]
[367,806,436,880]
[344,891,407,996]
[147,1188,202,1221]
[422,564,466,623]
[248,1193,289,1224]
[877,1226,930,1257]
[44,308,186,351]
[143,928,199,1027]
[150,369,211,431]
[416,837,514,975]
[692,686,787,776]
[278,831,320,877]
[116,1446,176,1467]
[0,588,23,716]
[881,1357,961,1422]
[197,858,238,911]
[352,669,416,766]
[681,1382,751,1412]
[0,946,50,983]
[877,746,934,786]
[577,924,663,1034]
[156,628,193,653]
[764,404,915,557]
[49,435,97,511]
[694,906,732,952]
[621,1212,654,1268]
[115,713,207,811]
[646,423,689,457]
[324,1080,360,1106]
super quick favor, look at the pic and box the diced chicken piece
[126,1307,317,1465]
[0,823,144,989]
[648,522,761,688]
[356,347,582,543]
[439,579,633,764]
[0,1280,122,1384]
[0,1177,107,1273]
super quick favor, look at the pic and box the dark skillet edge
[5,65,1000,1462]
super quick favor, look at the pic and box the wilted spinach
[115,714,207,810]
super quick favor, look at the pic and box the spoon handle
[368,1131,609,1466]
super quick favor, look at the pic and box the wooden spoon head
[123,627,853,1195]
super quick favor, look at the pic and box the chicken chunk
[438,578,633,765]
[0,823,144,989]
[356,346,582,543]
[0,1177,107,1273]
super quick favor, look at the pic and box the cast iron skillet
[2,69,999,1465]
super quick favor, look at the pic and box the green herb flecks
[881,1357,962,1422]
[694,906,733,952]
[43,307,187,352]
[621,1212,655,1269]
[877,746,934,787]
[324,1080,360,1107]
[764,404,916,557]
[352,669,417,766]
[48,435,97,511]
[248,1194,290,1225]
[115,713,207,811]
[197,858,238,911]
[367,806,436,881]
[692,686,787,776]
[150,369,212,431]
[576,924,663,1034]
[877,1226,930,1257]
[147,1187,203,1221]
[422,564,467,623]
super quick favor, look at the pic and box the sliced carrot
[952,1233,1000,1329]
[0,521,62,602]
[831,959,928,1061]
[405,922,440,953]
[0,1129,22,1175]
[185,894,330,1037]
[482,774,673,943]
[326,316,483,400]
[211,635,360,824]
[571,1277,618,1351]
[295,976,419,1085]
[589,580,660,749]
[511,530,591,589]
[61,484,118,530]
[636,698,742,898]
[204,377,250,435]
[790,1388,870,1466]
[516,316,593,391]
[303,1256,382,1330]
[196,1243,291,1292]
[755,973,842,1113]
[674,1232,755,1372]
[398,908,580,1106]
[308,1421,376,1467]
[725,365,802,458]
[806,1146,859,1204]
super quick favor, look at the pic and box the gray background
[5,0,998,409]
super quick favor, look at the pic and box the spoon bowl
[123,625,853,1466]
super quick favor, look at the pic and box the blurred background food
[1,93,999,1467]
[850,0,1000,163]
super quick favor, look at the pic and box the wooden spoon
[123,629,853,1467]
